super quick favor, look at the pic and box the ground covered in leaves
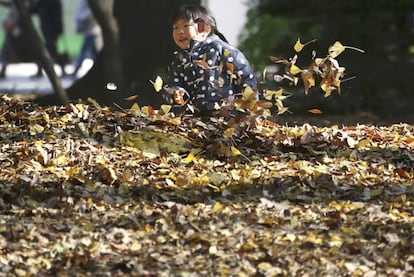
[1,94,414,276]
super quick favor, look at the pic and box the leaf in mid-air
[150,76,163,92]
[328,41,365,58]
[294,38,317,52]
[160,105,171,114]
[124,95,138,101]
[301,70,315,94]
[308,108,322,114]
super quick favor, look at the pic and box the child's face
[173,19,198,50]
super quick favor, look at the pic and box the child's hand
[174,88,187,105]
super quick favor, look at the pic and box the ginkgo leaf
[328,41,346,58]
[290,64,302,75]
[294,38,317,52]
[230,146,242,156]
[130,103,140,111]
[223,127,235,137]
[328,41,365,58]
[160,104,171,114]
[263,88,289,101]
[314,58,325,65]
[150,76,163,92]
[242,86,257,101]
[183,151,195,164]
[211,202,223,213]
[263,89,276,100]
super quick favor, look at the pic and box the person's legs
[30,38,57,78]
[71,34,97,77]
[71,36,89,76]
[0,33,20,78]
[41,33,66,76]
[0,63,7,78]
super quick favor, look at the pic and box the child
[165,5,258,117]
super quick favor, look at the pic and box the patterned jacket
[167,34,257,112]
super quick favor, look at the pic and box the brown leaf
[308,109,322,114]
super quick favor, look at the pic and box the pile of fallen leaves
[1,94,414,276]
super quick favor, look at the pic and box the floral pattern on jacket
[167,34,257,112]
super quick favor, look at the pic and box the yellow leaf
[30,124,44,135]
[223,127,235,137]
[357,138,370,148]
[14,268,27,277]
[294,38,304,52]
[258,262,273,271]
[130,103,140,111]
[214,102,221,110]
[263,89,275,100]
[290,64,302,75]
[160,104,171,114]
[230,146,241,156]
[240,238,258,251]
[183,151,195,164]
[60,114,70,123]
[328,41,346,58]
[263,88,287,100]
[242,86,256,101]
[150,75,163,92]
[211,202,223,213]
[294,38,317,52]
[65,166,78,177]
[285,233,296,242]
[328,41,365,58]
[314,58,325,65]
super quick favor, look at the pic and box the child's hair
[172,5,228,43]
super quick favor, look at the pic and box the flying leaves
[308,108,323,114]
[328,41,365,58]
[270,39,364,98]
[150,75,163,92]
[294,38,317,52]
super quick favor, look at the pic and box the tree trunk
[14,0,69,104]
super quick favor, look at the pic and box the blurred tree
[14,0,69,104]
[37,0,200,108]
[239,0,414,117]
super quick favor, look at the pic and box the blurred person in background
[70,0,102,78]
[0,0,33,78]
[30,0,67,77]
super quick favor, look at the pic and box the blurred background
[0,0,80,57]
[0,0,249,69]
